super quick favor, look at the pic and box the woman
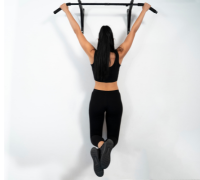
[60,2,151,177]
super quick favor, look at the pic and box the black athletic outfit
[89,49,123,148]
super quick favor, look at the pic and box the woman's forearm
[132,9,147,33]
[64,9,80,33]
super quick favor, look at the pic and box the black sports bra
[91,49,121,83]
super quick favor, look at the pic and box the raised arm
[117,3,151,61]
[60,3,95,59]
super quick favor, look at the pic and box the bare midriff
[94,81,119,91]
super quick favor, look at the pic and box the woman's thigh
[89,90,106,136]
[106,91,123,139]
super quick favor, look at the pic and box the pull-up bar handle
[53,3,157,14]
[138,3,157,13]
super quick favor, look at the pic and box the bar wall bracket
[127,0,134,34]
[78,0,84,34]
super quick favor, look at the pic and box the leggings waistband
[93,89,120,93]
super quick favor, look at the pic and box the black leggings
[89,89,123,148]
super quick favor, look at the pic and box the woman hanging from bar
[59,2,151,177]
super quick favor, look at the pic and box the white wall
[4,0,200,179]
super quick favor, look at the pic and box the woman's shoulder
[89,49,96,65]
[116,48,123,65]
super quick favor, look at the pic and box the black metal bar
[54,2,158,34]
[54,3,158,14]
[55,3,152,6]
[127,0,134,34]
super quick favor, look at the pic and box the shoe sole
[90,147,104,177]
[100,139,114,169]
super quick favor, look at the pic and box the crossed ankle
[98,141,104,148]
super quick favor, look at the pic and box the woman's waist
[94,81,119,91]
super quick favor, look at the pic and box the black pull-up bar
[53,0,157,34]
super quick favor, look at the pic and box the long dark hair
[93,25,115,81]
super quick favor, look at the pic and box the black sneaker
[99,139,114,169]
[90,147,104,177]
